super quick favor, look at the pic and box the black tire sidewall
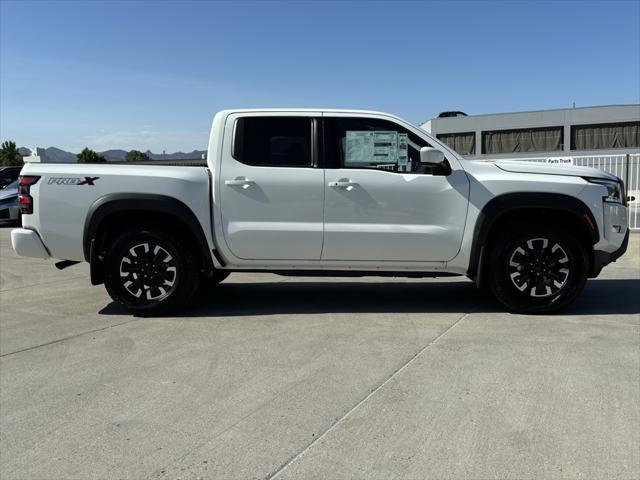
[104,229,199,316]
[489,227,588,314]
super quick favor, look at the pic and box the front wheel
[104,228,200,316]
[488,227,589,314]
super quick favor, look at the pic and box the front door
[219,113,324,260]
[321,116,469,262]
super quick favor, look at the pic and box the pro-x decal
[48,176,100,186]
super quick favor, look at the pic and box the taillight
[18,175,40,214]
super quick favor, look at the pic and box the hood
[494,160,619,181]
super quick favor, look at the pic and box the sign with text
[544,157,574,165]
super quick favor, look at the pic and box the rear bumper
[591,229,629,277]
[11,228,50,259]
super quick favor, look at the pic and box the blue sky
[1,0,639,153]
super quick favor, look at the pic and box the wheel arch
[469,192,599,286]
[84,193,214,285]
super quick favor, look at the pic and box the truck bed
[18,161,213,262]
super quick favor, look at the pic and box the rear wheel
[488,227,589,313]
[104,228,200,316]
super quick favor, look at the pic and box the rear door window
[233,117,312,167]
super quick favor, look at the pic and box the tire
[201,270,230,288]
[488,226,589,314]
[104,228,200,316]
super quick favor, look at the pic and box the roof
[216,108,419,128]
[424,104,640,122]
[218,108,394,116]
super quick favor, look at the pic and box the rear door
[219,112,325,260]
[321,115,470,262]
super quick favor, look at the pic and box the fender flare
[83,193,214,283]
[469,192,599,282]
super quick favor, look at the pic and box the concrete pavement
[1,226,638,479]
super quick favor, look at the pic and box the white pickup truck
[11,109,630,315]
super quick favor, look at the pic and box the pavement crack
[0,318,139,358]
[265,311,471,480]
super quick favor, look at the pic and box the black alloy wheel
[119,242,178,301]
[507,237,570,298]
[104,228,199,316]
[489,227,589,314]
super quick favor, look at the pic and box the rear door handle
[328,180,359,189]
[225,177,255,188]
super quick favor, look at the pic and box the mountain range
[18,147,206,162]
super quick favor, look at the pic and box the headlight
[586,178,624,204]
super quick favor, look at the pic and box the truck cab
[212,111,468,267]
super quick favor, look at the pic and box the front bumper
[11,228,51,259]
[591,228,629,277]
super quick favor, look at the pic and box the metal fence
[498,153,640,230]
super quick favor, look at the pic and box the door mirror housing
[420,147,445,165]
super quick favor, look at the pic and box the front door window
[325,117,449,175]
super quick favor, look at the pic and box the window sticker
[372,131,398,165]
[345,131,374,165]
[397,133,409,172]
[345,131,400,167]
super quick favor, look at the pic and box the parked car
[0,166,22,190]
[0,179,20,224]
[10,109,630,315]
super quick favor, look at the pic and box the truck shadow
[564,278,640,315]
[187,280,495,316]
[99,277,639,317]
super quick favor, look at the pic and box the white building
[421,104,640,230]
[420,104,640,160]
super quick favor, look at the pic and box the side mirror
[419,147,445,165]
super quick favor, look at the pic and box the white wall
[421,104,640,159]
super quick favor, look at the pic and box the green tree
[125,150,151,162]
[0,140,22,166]
[77,147,106,164]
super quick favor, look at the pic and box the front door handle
[328,179,359,189]
[225,177,255,188]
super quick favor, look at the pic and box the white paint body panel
[322,168,468,262]
[495,160,620,180]
[18,164,212,262]
[218,111,324,260]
